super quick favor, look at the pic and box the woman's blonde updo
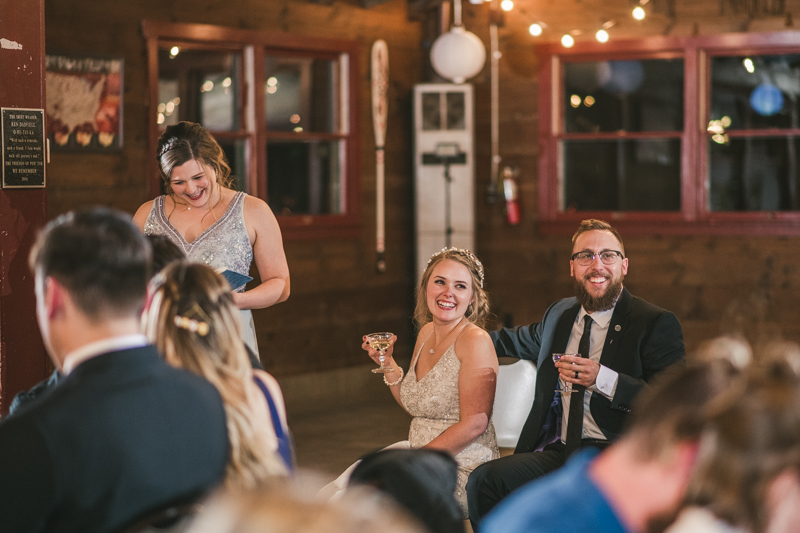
[148,262,287,488]
[156,121,235,196]
[413,248,489,330]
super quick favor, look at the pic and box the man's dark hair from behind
[624,358,740,462]
[2,206,228,533]
[350,449,464,533]
[146,233,185,275]
[29,207,151,319]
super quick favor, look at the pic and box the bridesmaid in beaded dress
[362,247,499,517]
[134,122,289,357]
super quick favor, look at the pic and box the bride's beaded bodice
[400,342,499,517]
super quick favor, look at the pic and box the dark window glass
[217,138,248,192]
[709,136,800,211]
[266,139,343,215]
[563,139,681,211]
[710,55,800,131]
[157,48,240,131]
[421,92,441,131]
[446,92,466,130]
[265,56,337,133]
[563,59,684,133]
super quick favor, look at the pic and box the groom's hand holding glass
[555,354,601,388]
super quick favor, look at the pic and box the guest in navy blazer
[467,219,686,525]
[0,207,229,533]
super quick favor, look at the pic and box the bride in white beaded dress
[360,247,499,518]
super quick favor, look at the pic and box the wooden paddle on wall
[371,39,389,274]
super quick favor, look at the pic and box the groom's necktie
[565,314,592,457]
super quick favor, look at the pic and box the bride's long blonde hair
[146,262,287,488]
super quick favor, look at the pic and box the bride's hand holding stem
[362,334,397,366]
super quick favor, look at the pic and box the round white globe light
[529,23,543,37]
[430,26,487,84]
[561,34,575,48]
[596,29,609,43]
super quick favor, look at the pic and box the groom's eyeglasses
[571,250,624,266]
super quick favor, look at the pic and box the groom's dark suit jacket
[490,288,685,453]
[0,345,229,533]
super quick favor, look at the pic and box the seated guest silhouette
[481,357,740,533]
[0,208,228,533]
[7,233,186,416]
[667,346,800,533]
[185,479,426,533]
[349,449,463,533]
[144,262,293,480]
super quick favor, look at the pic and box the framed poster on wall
[45,53,123,152]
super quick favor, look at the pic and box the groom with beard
[466,219,685,527]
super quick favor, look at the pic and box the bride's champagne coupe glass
[367,332,395,374]
[552,353,579,394]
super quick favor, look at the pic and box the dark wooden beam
[408,0,445,21]
[361,0,394,7]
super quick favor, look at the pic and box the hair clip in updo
[174,315,209,336]
[173,303,211,336]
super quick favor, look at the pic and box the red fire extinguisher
[502,166,521,225]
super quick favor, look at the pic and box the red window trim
[537,30,800,236]
[142,20,361,240]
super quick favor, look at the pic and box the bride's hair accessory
[173,303,211,336]
[426,247,484,288]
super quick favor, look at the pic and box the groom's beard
[574,275,624,313]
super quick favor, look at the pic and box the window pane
[157,47,240,131]
[563,59,684,133]
[217,138,248,193]
[709,136,800,211]
[446,92,466,130]
[710,55,800,131]
[267,139,343,215]
[265,56,337,133]
[563,139,681,211]
[421,92,441,130]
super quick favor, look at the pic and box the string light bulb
[632,6,646,20]
[500,0,514,11]
[561,34,575,48]
[596,29,609,43]
[529,23,543,36]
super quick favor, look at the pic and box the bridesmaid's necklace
[427,316,465,354]
[182,191,219,222]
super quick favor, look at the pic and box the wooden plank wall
[43,0,423,375]
[465,0,800,355]
[42,0,800,377]
[0,0,49,414]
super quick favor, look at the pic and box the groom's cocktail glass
[553,352,580,394]
[366,332,395,374]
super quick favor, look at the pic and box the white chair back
[492,359,537,448]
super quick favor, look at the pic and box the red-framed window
[142,21,360,239]
[537,31,800,235]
